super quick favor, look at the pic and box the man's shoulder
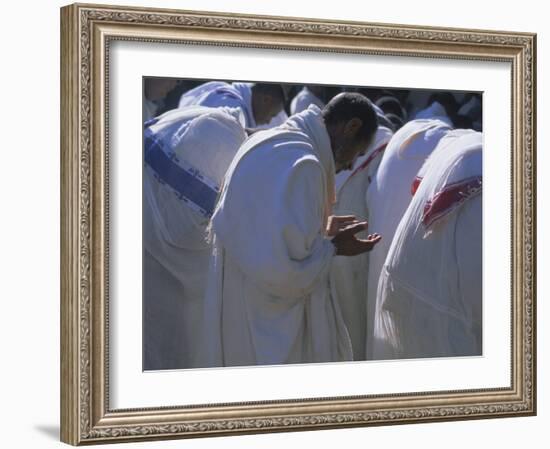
[252,134,319,163]
[234,137,322,184]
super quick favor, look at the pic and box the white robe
[255,109,289,130]
[143,106,247,370]
[413,101,453,127]
[364,119,452,358]
[198,105,352,367]
[373,130,482,360]
[178,81,255,128]
[290,87,325,115]
[330,126,393,360]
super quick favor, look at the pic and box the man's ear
[343,117,363,137]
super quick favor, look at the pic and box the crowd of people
[142,78,483,370]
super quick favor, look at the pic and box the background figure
[290,85,327,114]
[143,106,247,369]
[413,92,459,127]
[254,109,289,130]
[155,79,204,115]
[364,118,453,358]
[330,123,393,360]
[375,95,408,124]
[373,130,482,360]
[178,81,285,129]
[458,93,483,131]
[143,78,180,122]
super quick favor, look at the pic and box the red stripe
[349,142,388,180]
[422,176,482,227]
[411,176,422,196]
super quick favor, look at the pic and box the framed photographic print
[60,2,537,445]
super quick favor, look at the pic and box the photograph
[142,78,483,370]
[59,3,536,444]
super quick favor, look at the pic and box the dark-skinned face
[251,92,284,125]
[328,119,373,173]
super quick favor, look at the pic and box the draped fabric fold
[197,105,352,367]
[364,119,452,358]
[373,130,482,360]
[330,125,393,360]
[178,81,255,128]
[143,107,246,369]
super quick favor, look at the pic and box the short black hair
[251,83,286,103]
[322,92,378,140]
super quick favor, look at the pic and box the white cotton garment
[254,109,289,130]
[290,87,325,115]
[197,105,352,368]
[373,130,482,360]
[178,81,255,128]
[143,106,247,370]
[364,119,452,358]
[413,101,453,127]
[329,125,393,360]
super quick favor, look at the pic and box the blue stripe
[144,117,159,128]
[144,127,219,217]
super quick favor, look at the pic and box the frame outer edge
[533,33,537,416]
[60,2,537,444]
[61,3,80,446]
[528,33,536,416]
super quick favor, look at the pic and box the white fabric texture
[329,125,393,360]
[178,81,255,128]
[254,109,289,130]
[198,105,352,367]
[364,119,452,358]
[413,101,453,127]
[143,106,247,370]
[373,130,482,360]
[290,87,325,115]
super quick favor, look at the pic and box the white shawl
[373,130,482,359]
[199,105,352,367]
[364,119,452,358]
[177,81,255,128]
[143,106,246,369]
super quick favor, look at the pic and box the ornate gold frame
[60,2,536,445]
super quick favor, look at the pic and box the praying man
[364,118,453,358]
[143,106,247,370]
[197,93,382,368]
[373,130,482,360]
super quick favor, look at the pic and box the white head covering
[177,81,255,128]
[380,130,482,321]
[231,82,256,128]
[414,101,453,127]
[146,106,246,187]
[144,106,247,253]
